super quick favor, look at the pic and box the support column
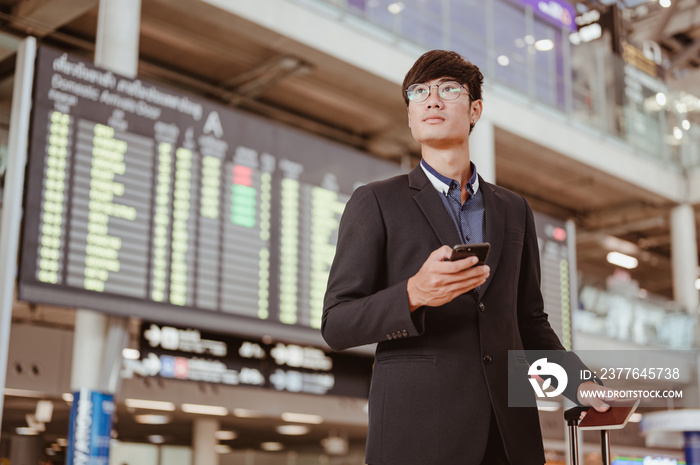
[193,418,220,465]
[71,0,140,392]
[9,434,42,464]
[66,0,141,462]
[70,309,108,390]
[670,204,699,314]
[95,0,142,73]
[0,36,36,438]
[469,118,496,184]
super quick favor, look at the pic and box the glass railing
[577,284,697,349]
[288,0,700,170]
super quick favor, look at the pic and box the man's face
[406,77,482,149]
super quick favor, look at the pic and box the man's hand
[406,245,490,312]
[577,381,612,415]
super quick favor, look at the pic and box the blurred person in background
[322,50,608,465]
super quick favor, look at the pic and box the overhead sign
[66,389,115,465]
[122,323,373,398]
[514,0,577,29]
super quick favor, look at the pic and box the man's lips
[423,115,445,123]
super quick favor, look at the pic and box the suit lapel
[408,166,461,247]
[479,177,504,297]
[408,167,504,298]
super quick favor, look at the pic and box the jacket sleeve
[515,196,590,402]
[322,185,425,351]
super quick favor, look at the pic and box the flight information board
[533,211,574,350]
[18,46,400,345]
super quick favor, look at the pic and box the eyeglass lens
[407,82,465,102]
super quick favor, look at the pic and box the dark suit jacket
[322,165,585,465]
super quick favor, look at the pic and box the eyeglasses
[406,81,469,103]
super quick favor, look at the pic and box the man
[322,50,607,465]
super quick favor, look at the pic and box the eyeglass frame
[405,81,475,103]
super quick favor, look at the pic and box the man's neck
[421,147,472,188]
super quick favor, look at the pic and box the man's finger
[586,397,610,412]
[433,245,455,262]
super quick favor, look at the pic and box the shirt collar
[420,159,480,198]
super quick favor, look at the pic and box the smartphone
[449,242,490,265]
[578,398,640,430]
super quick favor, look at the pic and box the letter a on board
[203,111,224,138]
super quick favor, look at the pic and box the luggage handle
[564,406,611,465]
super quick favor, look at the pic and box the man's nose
[425,88,443,108]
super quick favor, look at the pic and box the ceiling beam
[7,0,98,36]
[648,0,681,43]
[578,202,669,230]
[669,36,700,71]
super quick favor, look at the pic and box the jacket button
[483,354,493,364]
[479,302,485,312]
[385,334,392,340]
[402,329,408,337]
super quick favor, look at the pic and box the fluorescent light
[534,39,554,51]
[629,413,643,423]
[695,278,700,290]
[16,427,39,435]
[26,414,45,431]
[387,2,405,14]
[524,35,535,45]
[281,412,323,424]
[215,430,238,441]
[536,400,561,412]
[682,119,691,130]
[4,388,45,398]
[148,435,165,444]
[215,445,233,454]
[656,93,666,106]
[673,127,683,140]
[607,251,638,269]
[122,348,140,360]
[181,403,228,416]
[134,414,171,425]
[62,393,74,403]
[57,438,68,447]
[261,442,284,452]
[276,425,310,435]
[660,0,671,7]
[35,400,54,423]
[497,55,510,67]
[233,408,264,418]
[125,398,176,411]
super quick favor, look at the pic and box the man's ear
[407,108,412,128]
[471,99,483,123]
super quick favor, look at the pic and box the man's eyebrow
[413,77,460,86]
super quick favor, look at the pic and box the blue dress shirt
[419,159,485,245]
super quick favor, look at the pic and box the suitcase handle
[565,406,589,424]
[564,406,611,465]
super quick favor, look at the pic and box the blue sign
[514,0,577,29]
[685,432,700,465]
[66,389,115,465]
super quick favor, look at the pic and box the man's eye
[414,87,428,95]
[442,84,460,93]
